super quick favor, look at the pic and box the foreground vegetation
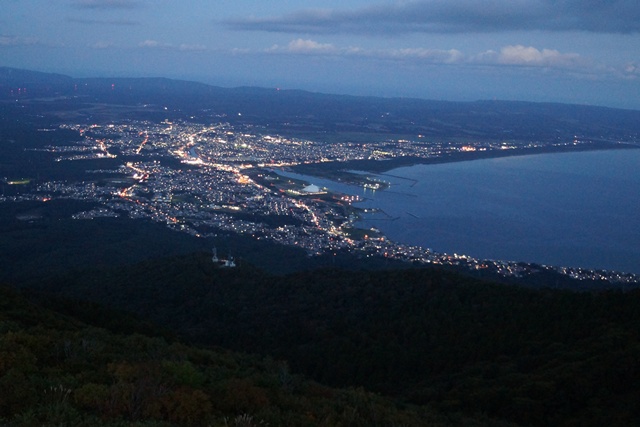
[6,252,639,426]
[2,285,503,427]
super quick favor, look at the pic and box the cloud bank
[67,17,138,26]
[71,0,143,10]
[473,45,586,68]
[622,63,640,79]
[227,0,640,34]
[138,40,207,52]
[0,35,40,47]
[266,39,587,70]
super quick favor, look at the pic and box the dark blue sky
[3,0,640,109]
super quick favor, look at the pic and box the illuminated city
[3,118,637,285]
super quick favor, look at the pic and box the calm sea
[280,149,640,274]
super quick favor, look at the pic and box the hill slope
[2,284,493,426]
[18,252,640,426]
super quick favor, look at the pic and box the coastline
[358,148,640,275]
[284,145,640,278]
[293,141,640,178]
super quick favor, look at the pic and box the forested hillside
[15,252,640,426]
[1,285,496,427]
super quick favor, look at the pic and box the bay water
[281,149,640,274]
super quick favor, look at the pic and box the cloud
[0,35,64,48]
[266,39,464,64]
[178,43,207,52]
[267,39,338,54]
[89,41,115,49]
[138,40,207,52]
[0,35,39,47]
[226,0,640,35]
[67,17,138,25]
[264,39,594,72]
[380,47,465,64]
[473,45,586,68]
[139,39,167,48]
[71,0,143,9]
[622,62,640,79]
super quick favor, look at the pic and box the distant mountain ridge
[0,67,73,87]
[2,66,640,143]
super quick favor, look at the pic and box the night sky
[3,0,640,109]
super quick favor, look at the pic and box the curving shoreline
[297,141,640,177]
[287,144,640,282]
